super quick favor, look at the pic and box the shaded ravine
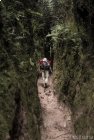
[38,76,74,140]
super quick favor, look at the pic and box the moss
[0,0,43,139]
[53,20,94,137]
[0,114,9,139]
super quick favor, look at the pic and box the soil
[38,76,74,140]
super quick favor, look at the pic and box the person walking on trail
[39,57,52,88]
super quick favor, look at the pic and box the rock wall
[0,0,41,140]
[53,0,94,138]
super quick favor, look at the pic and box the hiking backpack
[40,61,50,70]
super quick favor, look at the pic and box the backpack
[40,61,50,70]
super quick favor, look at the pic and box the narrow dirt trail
[38,76,74,140]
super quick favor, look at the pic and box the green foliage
[52,0,73,23]
[0,114,8,139]
[52,0,94,138]
[0,0,42,139]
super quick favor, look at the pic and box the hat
[43,58,47,62]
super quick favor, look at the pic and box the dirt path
[38,76,74,140]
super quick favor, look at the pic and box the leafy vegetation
[51,0,94,138]
[0,0,94,139]
[0,0,43,139]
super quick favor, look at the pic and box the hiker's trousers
[42,70,49,84]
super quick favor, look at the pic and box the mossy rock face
[54,39,94,137]
[0,70,16,140]
[53,18,94,137]
[0,114,9,139]
[0,56,41,140]
[0,0,42,139]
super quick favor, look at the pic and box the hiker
[39,57,52,88]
